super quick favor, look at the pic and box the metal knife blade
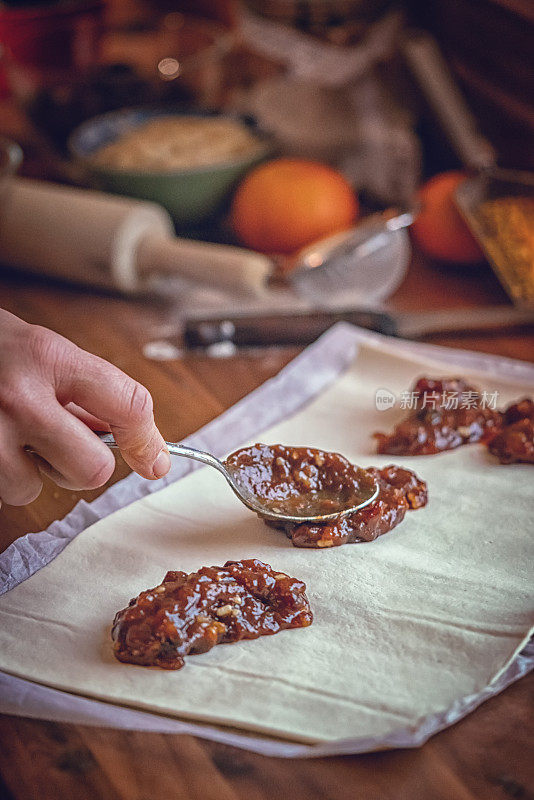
[182,306,534,349]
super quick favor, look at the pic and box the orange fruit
[230,158,359,255]
[411,171,484,264]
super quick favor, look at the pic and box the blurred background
[0,0,533,328]
[1,0,532,170]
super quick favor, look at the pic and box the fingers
[110,380,170,478]
[0,320,169,493]
[0,421,43,506]
[56,350,170,480]
[111,420,171,480]
[64,402,111,432]
[27,400,116,491]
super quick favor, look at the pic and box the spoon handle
[97,433,226,474]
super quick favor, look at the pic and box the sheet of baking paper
[0,324,533,756]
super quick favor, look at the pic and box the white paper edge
[1,322,533,758]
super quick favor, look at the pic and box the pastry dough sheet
[0,341,532,743]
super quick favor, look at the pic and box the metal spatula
[403,31,534,307]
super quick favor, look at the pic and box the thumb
[56,350,171,480]
[111,385,171,480]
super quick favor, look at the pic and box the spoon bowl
[99,434,379,523]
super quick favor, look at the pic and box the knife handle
[183,309,398,348]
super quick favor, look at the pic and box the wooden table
[1,258,533,800]
[1,103,533,800]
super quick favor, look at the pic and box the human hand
[0,309,170,507]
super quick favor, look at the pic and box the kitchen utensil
[0,177,410,302]
[403,31,534,307]
[288,209,413,304]
[98,433,379,523]
[182,304,534,349]
[0,178,271,296]
[68,108,271,226]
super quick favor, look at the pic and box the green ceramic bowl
[69,109,272,227]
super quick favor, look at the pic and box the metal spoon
[99,433,379,524]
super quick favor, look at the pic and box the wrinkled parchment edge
[1,323,533,758]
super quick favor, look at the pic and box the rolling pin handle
[136,234,273,298]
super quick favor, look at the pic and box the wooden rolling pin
[0,179,272,296]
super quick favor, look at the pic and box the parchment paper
[0,324,533,757]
